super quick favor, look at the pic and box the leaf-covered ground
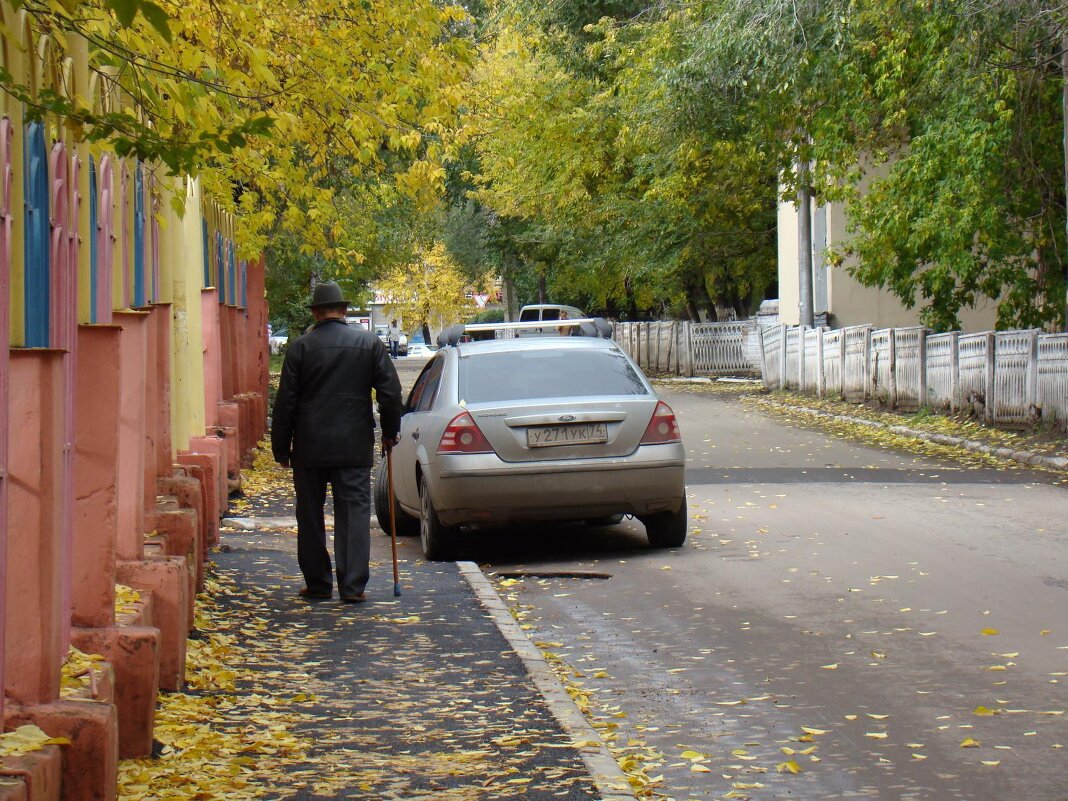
[117,443,601,800]
[653,379,1067,473]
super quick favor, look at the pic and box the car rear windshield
[459,348,648,403]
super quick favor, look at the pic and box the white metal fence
[613,321,759,376]
[758,324,1068,428]
[613,319,1068,429]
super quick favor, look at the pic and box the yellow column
[6,7,30,346]
[66,32,92,323]
[168,176,206,453]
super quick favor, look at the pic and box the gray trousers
[293,465,371,597]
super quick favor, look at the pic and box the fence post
[816,327,825,397]
[863,326,872,400]
[1026,329,1039,418]
[665,322,675,374]
[649,322,657,373]
[949,331,960,412]
[757,325,768,384]
[636,324,642,371]
[779,324,787,390]
[798,324,807,391]
[888,330,898,408]
[984,331,995,423]
[917,328,927,409]
[838,329,847,400]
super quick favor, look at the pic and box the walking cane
[387,448,402,597]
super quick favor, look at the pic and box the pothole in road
[493,570,613,580]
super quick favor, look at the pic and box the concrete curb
[456,562,636,801]
[761,400,1068,473]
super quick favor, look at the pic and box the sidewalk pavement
[169,462,632,801]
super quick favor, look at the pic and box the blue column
[215,231,225,302]
[201,218,210,288]
[133,162,145,307]
[227,240,236,305]
[23,121,49,347]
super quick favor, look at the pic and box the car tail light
[437,411,495,454]
[640,401,681,444]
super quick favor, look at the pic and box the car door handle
[411,430,420,440]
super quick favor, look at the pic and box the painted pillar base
[4,700,118,801]
[186,435,227,518]
[156,475,206,591]
[0,778,28,801]
[216,402,242,482]
[0,745,61,801]
[115,557,188,692]
[176,450,222,549]
[234,396,253,466]
[72,325,123,630]
[69,626,160,759]
[5,351,66,706]
[145,504,198,624]
[210,425,241,494]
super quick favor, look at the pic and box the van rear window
[459,349,648,403]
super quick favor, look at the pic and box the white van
[516,304,587,336]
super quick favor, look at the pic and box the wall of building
[0,6,270,798]
[778,169,1000,333]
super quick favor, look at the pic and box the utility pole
[1062,35,1068,331]
[797,157,815,327]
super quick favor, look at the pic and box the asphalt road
[449,379,1068,801]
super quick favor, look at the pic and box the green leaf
[138,1,173,42]
[106,0,138,28]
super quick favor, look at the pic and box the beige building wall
[777,199,801,326]
[779,187,1000,333]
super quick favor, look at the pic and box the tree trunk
[501,275,518,322]
[537,272,547,304]
[797,158,815,327]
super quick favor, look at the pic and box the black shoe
[299,588,332,600]
[340,592,367,604]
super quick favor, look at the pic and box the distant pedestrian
[387,319,401,359]
[272,282,402,603]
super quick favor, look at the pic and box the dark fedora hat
[308,281,350,309]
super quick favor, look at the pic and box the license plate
[527,423,608,447]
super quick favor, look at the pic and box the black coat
[272,318,402,467]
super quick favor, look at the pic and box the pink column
[71,325,122,627]
[219,304,235,401]
[48,143,75,655]
[112,310,150,561]
[201,289,222,428]
[4,350,66,705]
[0,117,12,721]
[150,178,160,303]
[120,160,130,309]
[141,306,159,520]
[154,304,172,474]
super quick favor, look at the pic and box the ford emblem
[558,414,576,422]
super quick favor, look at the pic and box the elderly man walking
[272,282,403,602]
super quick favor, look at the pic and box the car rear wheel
[420,474,459,561]
[373,459,419,537]
[642,506,687,548]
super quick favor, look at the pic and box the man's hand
[381,435,400,455]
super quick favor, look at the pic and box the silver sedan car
[374,333,687,560]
